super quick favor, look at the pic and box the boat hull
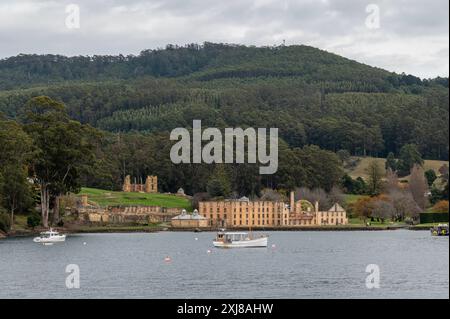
[33,235,66,243]
[213,237,268,248]
[431,230,448,236]
[431,225,449,236]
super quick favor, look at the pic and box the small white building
[171,209,209,228]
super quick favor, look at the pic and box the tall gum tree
[22,96,97,227]
[0,118,33,229]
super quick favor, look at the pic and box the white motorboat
[213,230,268,248]
[33,228,66,243]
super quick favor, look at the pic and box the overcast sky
[0,0,448,78]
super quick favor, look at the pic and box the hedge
[420,212,449,224]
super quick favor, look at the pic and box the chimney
[145,176,151,193]
[81,195,88,207]
[290,191,295,213]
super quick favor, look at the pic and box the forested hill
[0,43,448,160]
[1,43,448,91]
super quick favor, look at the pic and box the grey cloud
[0,0,448,78]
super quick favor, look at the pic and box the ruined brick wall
[123,175,158,193]
[79,205,179,224]
[123,175,131,192]
[145,175,158,193]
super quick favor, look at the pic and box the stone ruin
[78,195,180,224]
[122,175,158,193]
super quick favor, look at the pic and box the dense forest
[0,43,448,161]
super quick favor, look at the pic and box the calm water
[0,230,448,299]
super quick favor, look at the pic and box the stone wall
[164,207,183,215]
[171,219,209,228]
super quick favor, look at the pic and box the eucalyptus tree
[22,96,97,227]
[0,117,33,229]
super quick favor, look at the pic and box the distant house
[171,209,209,228]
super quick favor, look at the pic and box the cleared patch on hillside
[347,157,449,180]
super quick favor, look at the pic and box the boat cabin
[39,229,60,238]
[216,232,250,243]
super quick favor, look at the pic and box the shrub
[0,212,11,232]
[420,212,449,224]
[430,201,449,213]
[27,212,41,229]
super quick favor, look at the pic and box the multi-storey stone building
[199,196,287,227]
[199,191,348,228]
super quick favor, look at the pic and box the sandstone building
[171,209,209,228]
[199,191,348,227]
[123,175,158,193]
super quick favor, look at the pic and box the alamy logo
[65,4,80,29]
[170,120,278,174]
[365,264,380,289]
[65,264,80,289]
[365,4,381,29]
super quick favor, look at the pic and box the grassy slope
[79,187,192,210]
[343,194,369,205]
[347,157,449,180]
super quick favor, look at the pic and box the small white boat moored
[33,228,66,244]
[213,230,268,248]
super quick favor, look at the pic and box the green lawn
[78,187,192,210]
[348,217,405,228]
[414,223,445,227]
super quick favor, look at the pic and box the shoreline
[0,224,435,239]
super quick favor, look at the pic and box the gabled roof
[328,203,345,212]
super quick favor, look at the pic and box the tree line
[2,43,446,91]
[0,76,447,160]
[0,44,448,161]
